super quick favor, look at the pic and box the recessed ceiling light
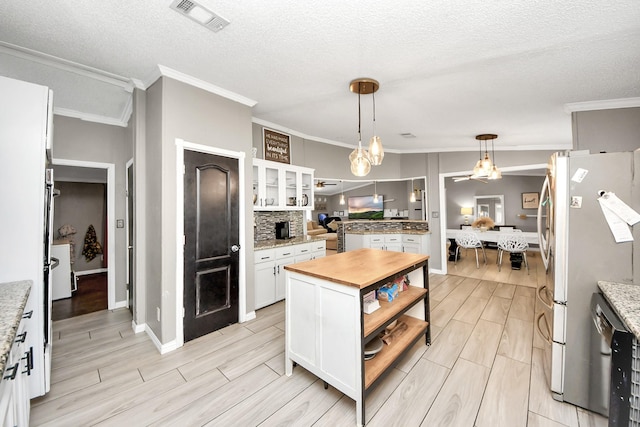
[170,0,230,33]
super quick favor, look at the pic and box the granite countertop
[0,280,31,378]
[254,235,327,250]
[598,281,640,340]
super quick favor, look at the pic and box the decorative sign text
[263,128,290,164]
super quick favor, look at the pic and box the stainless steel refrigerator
[536,150,638,410]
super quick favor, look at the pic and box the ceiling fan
[315,180,337,188]
[452,175,488,184]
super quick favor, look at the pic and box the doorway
[51,159,116,317]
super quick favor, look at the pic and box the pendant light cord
[358,83,362,147]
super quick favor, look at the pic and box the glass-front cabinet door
[253,159,283,210]
[252,159,314,211]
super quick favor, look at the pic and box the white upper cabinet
[253,159,314,211]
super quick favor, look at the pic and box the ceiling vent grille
[170,0,230,33]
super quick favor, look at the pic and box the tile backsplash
[254,211,304,241]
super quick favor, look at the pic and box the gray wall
[573,107,640,152]
[445,175,545,232]
[52,115,132,302]
[53,181,106,270]
[147,77,253,344]
[144,80,163,338]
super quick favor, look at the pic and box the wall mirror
[474,195,504,225]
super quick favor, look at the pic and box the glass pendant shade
[481,153,493,174]
[339,194,345,205]
[410,191,416,203]
[368,135,384,165]
[473,159,483,177]
[350,148,371,177]
[488,165,502,180]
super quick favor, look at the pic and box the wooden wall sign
[263,128,291,164]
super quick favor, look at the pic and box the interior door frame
[125,157,134,313]
[175,138,246,348]
[438,163,547,275]
[51,158,117,309]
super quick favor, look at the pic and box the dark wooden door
[183,150,240,341]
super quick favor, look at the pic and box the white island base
[284,248,430,426]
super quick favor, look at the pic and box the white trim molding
[54,107,130,127]
[564,97,640,113]
[51,158,117,310]
[145,325,178,355]
[143,65,258,107]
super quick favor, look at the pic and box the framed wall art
[263,128,290,164]
[522,192,539,209]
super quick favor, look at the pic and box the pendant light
[368,90,384,165]
[339,180,345,205]
[472,134,501,180]
[349,78,382,176]
[373,181,379,203]
[410,178,416,203]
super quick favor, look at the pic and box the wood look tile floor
[31,250,608,426]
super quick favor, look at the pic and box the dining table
[445,228,539,245]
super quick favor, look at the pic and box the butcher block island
[284,248,430,426]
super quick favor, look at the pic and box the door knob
[231,244,241,253]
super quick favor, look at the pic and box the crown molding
[54,107,128,127]
[251,117,404,154]
[142,65,258,107]
[0,42,133,92]
[564,97,640,113]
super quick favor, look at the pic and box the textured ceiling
[1,0,639,153]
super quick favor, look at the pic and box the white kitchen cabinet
[254,249,276,309]
[402,234,430,255]
[345,232,431,255]
[255,241,326,309]
[1,316,31,427]
[310,240,326,259]
[253,159,314,211]
[253,160,283,210]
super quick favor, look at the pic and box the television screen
[348,195,384,219]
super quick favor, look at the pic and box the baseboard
[113,300,127,309]
[242,311,256,322]
[131,320,145,334]
[74,268,108,276]
[145,326,179,354]
[430,268,445,275]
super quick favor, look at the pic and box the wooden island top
[284,248,428,289]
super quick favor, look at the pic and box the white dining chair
[497,234,529,274]
[454,232,487,268]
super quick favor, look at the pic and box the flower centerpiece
[472,216,495,232]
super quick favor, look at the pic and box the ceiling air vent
[170,0,230,33]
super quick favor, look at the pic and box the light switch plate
[431,211,439,218]
[116,219,124,228]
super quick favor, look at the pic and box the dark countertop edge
[0,280,32,378]
[254,235,327,251]
[598,281,640,340]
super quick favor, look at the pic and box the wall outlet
[156,307,160,322]
[116,219,125,228]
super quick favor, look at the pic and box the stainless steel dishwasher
[589,293,633,426]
